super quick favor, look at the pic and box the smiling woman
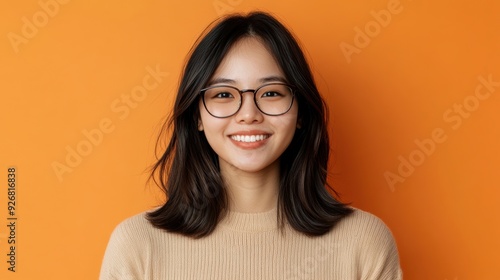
[198,37,299,183]
[99,11,402,280]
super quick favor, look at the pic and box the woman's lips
[228,131,271,149]
[230,134,270,143]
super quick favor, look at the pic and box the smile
[230,135,270,143]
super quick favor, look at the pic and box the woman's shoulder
[335,207,395,236]
[106,209,164,247]
[112,210,149,230]
[113,210,152,232]
[332,207,402,278]
[325,207,400,260]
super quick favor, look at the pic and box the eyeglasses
[200,82,295,118]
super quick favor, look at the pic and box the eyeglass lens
[203,84,293,118]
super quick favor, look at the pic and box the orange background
[1,0,499,279]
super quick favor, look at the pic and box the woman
[100,11,402,280]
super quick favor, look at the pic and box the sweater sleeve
[354,210,403,280]
[99,214,150,280]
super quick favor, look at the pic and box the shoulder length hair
[147,11,352,238]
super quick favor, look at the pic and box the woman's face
[198,37,299,175]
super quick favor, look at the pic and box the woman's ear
[198,119,204,131]
[296,118,302,129]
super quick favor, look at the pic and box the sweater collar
[218,207,278,232]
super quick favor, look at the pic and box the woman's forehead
[209,37,285,87]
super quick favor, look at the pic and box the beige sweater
[100,207,402,280]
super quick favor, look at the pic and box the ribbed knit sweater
[99,207,402,279]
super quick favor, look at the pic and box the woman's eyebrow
[208,75,288,86]
[259,76,288,84]
[208,77,236,85]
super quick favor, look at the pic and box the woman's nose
[234,92,264,124]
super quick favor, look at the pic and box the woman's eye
[261,91,282,97]
[215,92,233,98]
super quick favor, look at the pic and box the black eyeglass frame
[200,82,295,118]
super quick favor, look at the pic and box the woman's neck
[220,160,280,213]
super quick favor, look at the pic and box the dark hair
[147,11,353,238]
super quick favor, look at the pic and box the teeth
[231,135,269,143]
